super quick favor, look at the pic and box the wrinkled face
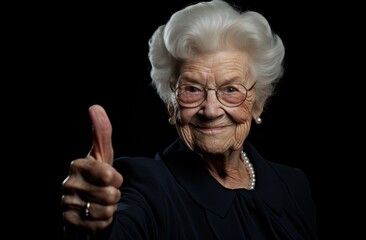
[170,50,256,154]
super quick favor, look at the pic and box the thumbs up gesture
[61,105,123,232]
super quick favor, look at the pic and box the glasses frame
[173,81,256,108]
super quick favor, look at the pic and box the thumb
[87,104,114,165]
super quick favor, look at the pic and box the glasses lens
[217,84,246,107]
[176,83,249,107]
[176,84,205,107]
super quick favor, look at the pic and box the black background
[7,1,355,239]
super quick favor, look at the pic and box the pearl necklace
[241,151,256,190]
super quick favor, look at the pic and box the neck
[204,150,255,190]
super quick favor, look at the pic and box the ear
[167,103,177,125]
[167,103,174,117]
[251,98,266,122]
[251,106,263,124]
[252,108,263,119]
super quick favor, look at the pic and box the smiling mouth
[193,124,228,134]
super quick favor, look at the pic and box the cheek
[229,104,253,148]
[229,104,253,123]
[174,108,197,151]
[175,108,197,125]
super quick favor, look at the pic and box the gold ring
[85,202,91,218]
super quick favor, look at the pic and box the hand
[61,105,123,232]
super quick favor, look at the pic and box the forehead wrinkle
[180,60,212,73]
[179,51,249,85]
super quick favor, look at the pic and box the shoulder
[246,142,317,223]
[269,162,308,183]
[268,161,317,222]
[246,141,312,194]
[268,162,312,195]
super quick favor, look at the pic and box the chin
[194,140,233,154]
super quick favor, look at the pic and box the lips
[192,124,230,134]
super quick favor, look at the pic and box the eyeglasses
[173,81,256,108]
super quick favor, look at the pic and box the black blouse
[105,138,318,239]
[62,138,318,239]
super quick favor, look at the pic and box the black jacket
[63,138,318,239]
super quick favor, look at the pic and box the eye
[220,84,241,94]
[224,86,238,93]
[187,85,200,93]
[180,84,204,94]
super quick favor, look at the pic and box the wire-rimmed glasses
[173,81,256,108]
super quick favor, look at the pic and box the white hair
[148,0,285,111]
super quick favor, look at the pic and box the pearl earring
[168,117,176,125]
[254,117,262,124]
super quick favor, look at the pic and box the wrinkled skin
[169,50,263,188]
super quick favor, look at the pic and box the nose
[199,89,224,118]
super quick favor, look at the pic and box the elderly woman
[60,0,318,239]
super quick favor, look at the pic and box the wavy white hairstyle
[148,0,285,112]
